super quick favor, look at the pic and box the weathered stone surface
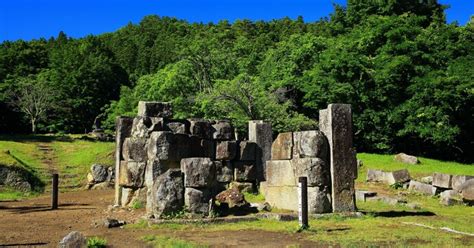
[121,187,134,206]
[262,185,331,214]
[230,181,254,193]
[189,119,212,139]
[145,159,179,188]
[131,116,152,138]
[459,179,474,202]
[107,166,115,182]
[185,187,211,214]
[122,137,147,162]
[59,231,86,248]
[452,175,474,192]
[394,153,419,165]
[0,166,32,192]
[408,180,436,195]
[90,164,108,183]
[188,136,215,158]
[248,120,272,181]
[319,104,357,212]
[271,132,293,160]
[150,169,184,218]
[292,157,330,187]
[166,122,187,134]
[128,187,147,207]
[355,190,377,202]
[137,101,172,118]
[367,169,385,182]
[215,160,233,183]
[181,158,215,187]
[420,176,433,184]
[234,161,257,182]
[118,160,146,188]
[115,116,133,206]
[432,173,453,189]
[238,141,256,161]
[91,182,112,190]
[147,131,190,161]
[216,187,248,208]
[440,190,462,206]
[385,169,411,185]
[293,131,328,159]
[216,141,237,160]
[212,120,234,140]
[266,160,295,186]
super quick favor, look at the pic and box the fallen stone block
[137,101,172,118]
[385,169,411,185]
[215,160,233,183]
[118,160,146,188]
[292,131,328,159]
[459,179,474,204]
[150,169,184,218]
[216,141,237,160]
[234,161,257,182]
[394,153,419,165]
[185,187,212,214]
[440,190,462,206]
[122,137,147,162]
[181,157,215,187]
[355,190,377,202]
[212,120,234,140]
[238,141,256,161]
[271,132,293,160]
[367,169,385,183]
[409,180,436,195]
[432,173,453,189]
[292,157,330,187]
[452,175,474,192]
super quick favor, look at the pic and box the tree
[9,76,53,133]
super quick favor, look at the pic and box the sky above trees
[1,0,472,42]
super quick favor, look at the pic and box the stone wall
[115,101,258,218]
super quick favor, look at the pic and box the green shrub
[87,237,107,248]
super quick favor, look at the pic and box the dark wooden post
[52,173,58,210]
[298,176,309,229]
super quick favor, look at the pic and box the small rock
[394,153,419,165]
[215,187,249,208]
[90,164,108,183]
[58,231,86,248]
[104,218,126,228]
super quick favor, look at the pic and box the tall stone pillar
[248,120,272,181]
[319,104,357,212]
[114,117,133,206]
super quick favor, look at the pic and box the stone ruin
[114,101,357,217]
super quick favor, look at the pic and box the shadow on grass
[363,210,436,218]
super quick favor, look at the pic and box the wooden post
[298,176,309,229]
[52,173,59,210]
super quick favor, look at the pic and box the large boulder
[118,160,146,188]
[459,179,474,203]
[181,158,215,187]
[137,101,172,118]
[234,161,257,182]
[185,187,212,214]
[216,187,249,208]
[292,157,330,187]
[292,131,328,159]
[271,132,293,160]
[452,175,474,192]
[215,160,233,183]
[150,169,184,218]
[238,141,256,161]
[90,164,108,183]
[122,137,147,162]
[216,141,237,160]
[58,231,86,248]
[394,153,419,165]
[432,173,453,189]
[212,120,234,140]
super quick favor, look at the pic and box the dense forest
[0,0,473,162]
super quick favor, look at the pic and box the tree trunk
[31,118,36,134]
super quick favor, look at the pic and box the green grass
[0,186,39,200]
[243,192,265,203]
[87,236,107,248]
[142,235,207,248]
[357,153,474,182]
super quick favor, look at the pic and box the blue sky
[0,0,472,42]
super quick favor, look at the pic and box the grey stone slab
[118,160,146,188]
[181,157,215,188]
[137,101,173,118]
[166,122,187,134]
[215,160,233,183]
[319,104,357,212]
[238,141,257,161]
[248,120,272,181]
[292,157,330,187]
[145,159,179,188]
[150,169,184,218]
[265,160,295,187]
[212,120,234,140]
[408,180,436,195]
[271,132,293,160]
[292,131,328,159]
[432,173,453,189]
[394,153,419,165]
[122,137,147,162]
[115,117,133,205]
[188,119,212,139]
[452,175,474,192]
[234,161,257,182]
[185,187,212,214]
[147,131,190,161]
[385,169,411,185]
[216,141,237,160]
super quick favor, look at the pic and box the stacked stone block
[115,101,259,218]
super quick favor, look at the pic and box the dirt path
[0,189,319,248]
[37,143,57,175]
